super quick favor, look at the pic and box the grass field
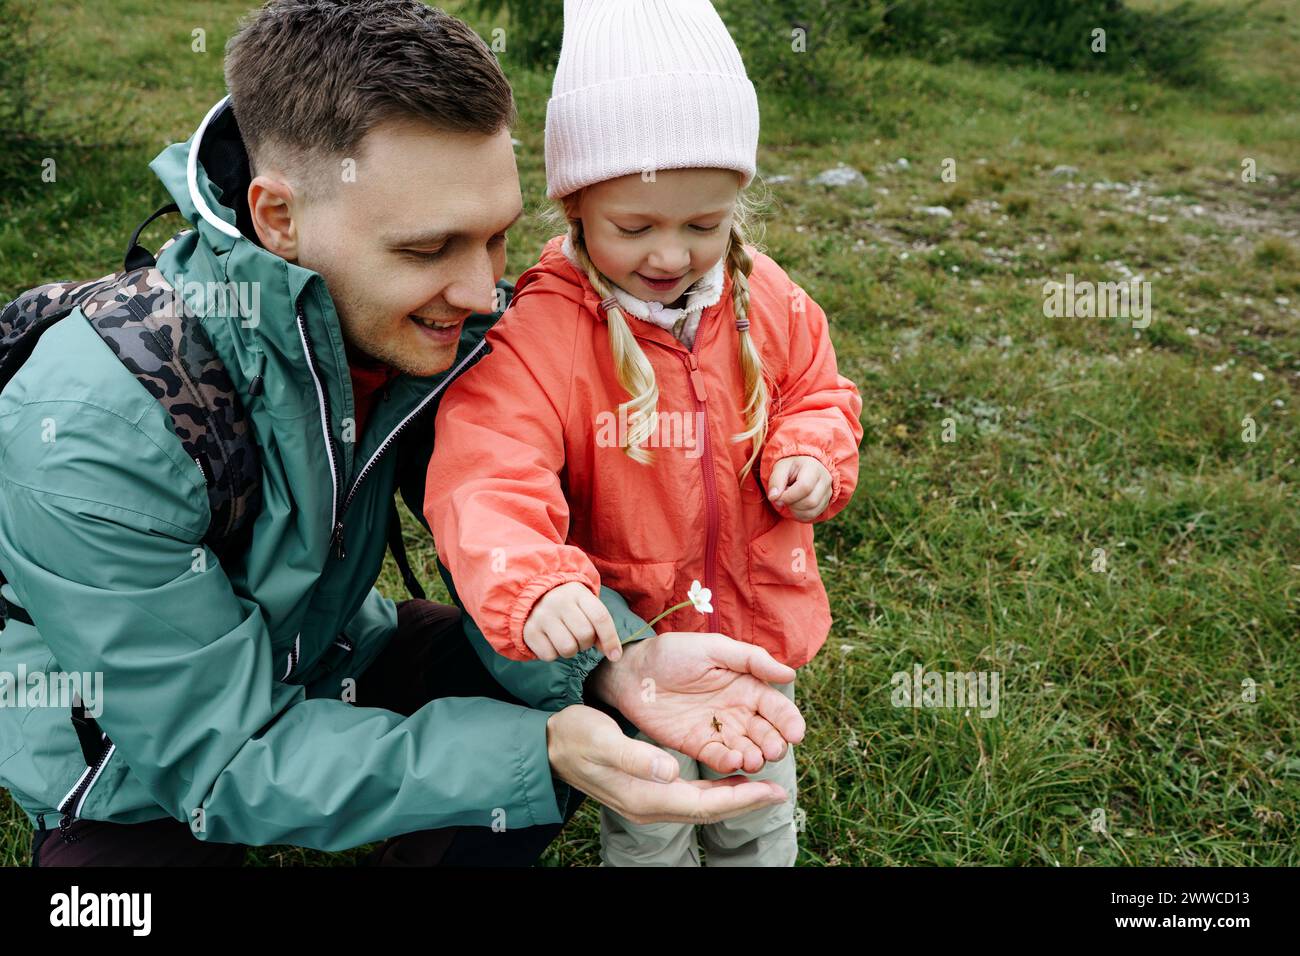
[1,0,1296,866]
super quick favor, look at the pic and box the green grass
[2,0,1297,866]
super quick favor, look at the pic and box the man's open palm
[597,633,807,775]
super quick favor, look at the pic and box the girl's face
[567,167,742,306]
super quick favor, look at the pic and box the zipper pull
[332,522,347,560]
[248,353,267,397]
[686,353,708,402]
[58,812,79,845]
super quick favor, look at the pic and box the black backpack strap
[69,694,106,767]
[387,497,426,601]
[123,202,181,271]
[0,566,33,630]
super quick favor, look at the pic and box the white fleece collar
[560,235,727,327]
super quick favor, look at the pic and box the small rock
[1050,165,1079,177]
[766,174,794,185]
[896,157,910,169]
[808,165,867,188]
[917,205,953,218]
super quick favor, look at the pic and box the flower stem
[622,600,694,644]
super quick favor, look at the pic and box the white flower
[687,580,713,615]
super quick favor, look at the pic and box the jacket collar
[519,236,733,357]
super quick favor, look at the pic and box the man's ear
[248,175,300,260]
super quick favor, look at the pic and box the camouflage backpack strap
[0,225,261,559]
[77,263,262,556]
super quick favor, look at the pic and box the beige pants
[599,678,798,866]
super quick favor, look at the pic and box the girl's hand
[767,455,833,521]
[523,582,623,661]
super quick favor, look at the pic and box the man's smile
[408,313,465,344]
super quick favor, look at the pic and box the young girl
[424,0,863,866]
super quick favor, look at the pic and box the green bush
[879,0,1239,86]
[468,0,1234,90]
[470,0,563,68]
[715,0,887,98]
[472,0,885,98]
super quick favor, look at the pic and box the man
[0,0,803,866]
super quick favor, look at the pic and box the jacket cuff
[515,707,566,828]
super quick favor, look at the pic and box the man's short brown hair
[224,0,516,195]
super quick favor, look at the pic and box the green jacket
[0,98,645,850]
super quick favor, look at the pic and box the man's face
[292,120,523,377]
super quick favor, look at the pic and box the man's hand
[523,582,623,662]
[545,705,787,825]
[589,632,806,775]
[767,455,832,521]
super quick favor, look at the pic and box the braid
[568,220,659,465]
[727,224,769,485]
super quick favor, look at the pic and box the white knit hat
[544,0,760,200]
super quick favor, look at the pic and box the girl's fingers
[546,621,580,658]
[766,457,797,502]
[791,474,832,518]
[577,589,623,661]
[557,601,596,652]
[782,464,822,505]
[527,631,558,662]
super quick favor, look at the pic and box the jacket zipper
[324,336,489,560]
[682,339,721,633]
[295,308,345,557]
[56,740,115,843]
[627,314,722,633]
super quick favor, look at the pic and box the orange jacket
[424,236,863,667]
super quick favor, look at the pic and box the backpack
[0,202,263,570]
